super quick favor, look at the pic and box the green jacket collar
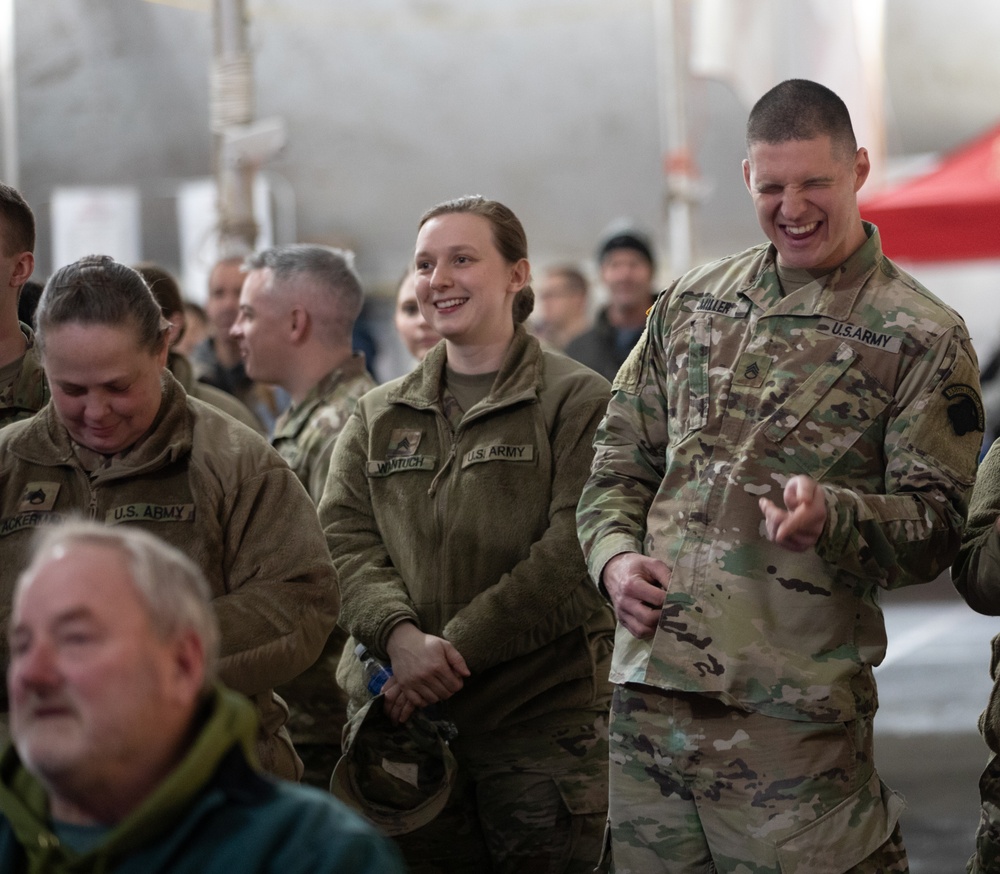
[742,221,883,320]
[389,325,543,416]
[0,685,258,871]
[273,353,369,441]
[167,351,195,394]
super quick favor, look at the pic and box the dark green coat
[0,687,405,873]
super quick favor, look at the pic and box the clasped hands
[381,621,469,724]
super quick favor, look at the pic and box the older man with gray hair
[231,244,376,788]
[0,520,405,872]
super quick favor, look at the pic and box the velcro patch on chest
[0,511,65,538]
[461,444,535,467]
[18,482,60,513]
[816,319,902,353]
[386,429,423,458]
[367,456,436,477]
[733,353,772,386]
[693,296,752,318]
[106,504,196,524]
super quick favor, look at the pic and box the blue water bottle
[356,643,393,696]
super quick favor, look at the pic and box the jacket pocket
[665,316,711,443]
[774,769,905,873]
[763,343,890,479]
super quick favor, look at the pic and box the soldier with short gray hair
[233,243,375,502]
[577,78,983,872]
[231,243,376,788]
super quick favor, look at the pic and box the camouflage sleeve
[818,329,982,588]
[318,410,419,661]
[304,382,372,504]
[954,437,1000,614]
[576,290,675,585]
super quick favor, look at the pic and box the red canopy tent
[859,123,1000,263]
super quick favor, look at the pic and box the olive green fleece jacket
[0,686,405,873]
[0,372,339,779]
[320,326,616,735]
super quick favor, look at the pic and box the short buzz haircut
[746,79,857,159]
[15,520,220,690]
[244,244,363,346]
[0,182,35,257]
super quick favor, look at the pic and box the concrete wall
[10,0,1000,308]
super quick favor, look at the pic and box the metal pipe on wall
[212,0,257,253]
[0,0,18,188]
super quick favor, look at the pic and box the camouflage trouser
[607,685,908,874]
[394,707,611,874]
[968,753,1000,873]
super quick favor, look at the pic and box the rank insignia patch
[386,429,422,458]
[18,482,60,513]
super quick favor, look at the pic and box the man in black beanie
[565,229,657,382]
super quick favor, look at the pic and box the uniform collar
[390,324,542,413]
[9,370,194,479]
[742,222,883,321]
[272,353,369,440]
[1,323,49,414]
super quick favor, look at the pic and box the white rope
[211,55,254,132]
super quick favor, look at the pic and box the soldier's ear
[289,305,310,343]
[10,252,32,289]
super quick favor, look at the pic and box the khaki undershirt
[443,366,498,428]
[776,263,833,296]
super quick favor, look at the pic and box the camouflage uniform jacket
[578,224,982,723]
[0,324,48,430]
[320,326,616,736]
[272,354,376,503]
[0,371,340,778]
[953,440,1000,756]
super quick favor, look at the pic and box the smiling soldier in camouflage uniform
[577,79,983,873]
[231,243,376,788]
[0,183,46,430]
